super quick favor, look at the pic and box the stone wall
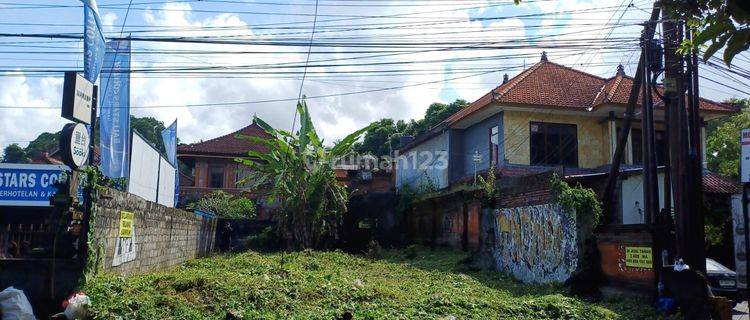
[93,188,216,275]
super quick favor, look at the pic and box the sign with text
[118,211,134,237]
[113,210,137,266]
[0,164,68,207]
[80,0,106,82]
[61,72,94,124]
[60,123,91,169]
[625,246,653,269]
[742,129,750,183]
[731,195,747,289]
[100,40,131,178]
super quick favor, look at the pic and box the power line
[292,0,320,132]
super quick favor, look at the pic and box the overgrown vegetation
[477,164,498,205]
[550,173,603,294]
[236,100,373,249]
[550,173,602,229]
[187,190,256,219]
[83,248,658,319]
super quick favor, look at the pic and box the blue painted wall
[456,112,503,180]
[395,111,503,189]
[395,131,450,190]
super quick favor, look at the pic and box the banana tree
[236,100,373,249]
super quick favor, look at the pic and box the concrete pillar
[625,128,633,165]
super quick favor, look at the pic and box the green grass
[83,249,659,319]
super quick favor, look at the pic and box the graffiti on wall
[492,203,578,283]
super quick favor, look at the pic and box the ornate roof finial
[541,51,548,62]
[616,64,626,76]
[502,73,509,84]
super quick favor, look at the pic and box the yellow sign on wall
[119,211,134,238]
[625,246,653,268]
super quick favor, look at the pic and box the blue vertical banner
[80,0,106,83]
[100,40,131,178]
[161,120,179,205]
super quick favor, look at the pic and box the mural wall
[491,203,578,283]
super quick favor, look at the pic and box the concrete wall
[93,188,217,275]
[396,131,450,190]
[503,110,608,168]
[407,194,481,251]
[490,204,578,283]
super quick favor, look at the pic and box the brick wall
[93,188,217,275]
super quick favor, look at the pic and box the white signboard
[157,157,176,208]
[731,194,747,289]
[61,72,94,124]
[742,129,750,183]
[127,132,160,202]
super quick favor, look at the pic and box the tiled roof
[177,122,272,157]
[703,172,740,194]
[592,75,735,112]
[447,59,736,125]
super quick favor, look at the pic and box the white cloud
[0,73,66,151]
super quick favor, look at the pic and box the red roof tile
[703,172,740,194]
[593,75,735,112]
[177,122,272,157]
[447,59,736,125]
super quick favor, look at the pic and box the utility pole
[661,2,706,273]
[602,5,661,223]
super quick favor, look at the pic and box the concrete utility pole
[602,4,661,223]
[661,2,706,273]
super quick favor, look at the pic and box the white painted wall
[620,172,666,224]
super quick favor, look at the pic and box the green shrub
[244,226,278,251]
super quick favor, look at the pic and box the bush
[188,191,256,219]
[244,227,277,251]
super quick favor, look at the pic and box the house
[395,52,738,222]
[177,121,274,219]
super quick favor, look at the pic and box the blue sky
[0,0,748,151]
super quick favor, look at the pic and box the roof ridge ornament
[616,64,626,76]
[540,51,548,62]
[502,73,509,84]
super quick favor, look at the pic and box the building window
[530,122,578,167]
[489,125,499,165]
[209,166,224,188]
[630,129,667,166]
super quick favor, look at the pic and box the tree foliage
[25,131,60,160]
[354,118,409,157]
[1,116,174,164]
[236,100,374,249]
[673,0,750,65]
[706,98,750,180]
[1,144,27,163]
[188,190,256,219]
[354,99,467,156]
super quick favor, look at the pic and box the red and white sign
[741,129,750,183]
